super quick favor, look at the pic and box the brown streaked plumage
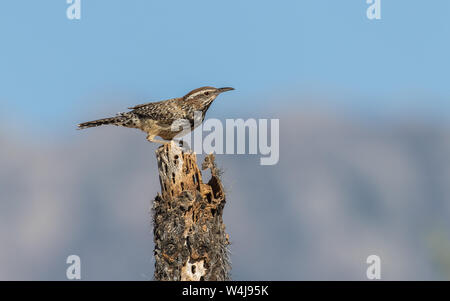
[77,86,234,143]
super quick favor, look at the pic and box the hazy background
[1,0,450,280]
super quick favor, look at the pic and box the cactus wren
[78,86,234,143]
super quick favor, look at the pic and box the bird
[77,86,234,144]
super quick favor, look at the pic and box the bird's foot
[172,139,194,151]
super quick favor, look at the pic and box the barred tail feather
[77,116,126,129]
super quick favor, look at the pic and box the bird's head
[183,86,234,108]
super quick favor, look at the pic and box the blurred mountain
[0,106,449,280]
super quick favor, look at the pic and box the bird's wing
[128,97,180,110]
[131,99,184,126]
[128,101,154,110]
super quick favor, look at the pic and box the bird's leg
[146,135,168,144]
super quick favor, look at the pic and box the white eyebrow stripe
[186,89,215,99]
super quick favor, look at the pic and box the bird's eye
[204,92,209,96]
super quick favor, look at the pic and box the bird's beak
[217,87,235,93]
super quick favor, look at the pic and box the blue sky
[1,1,449,134]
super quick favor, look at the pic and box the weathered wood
[153,141,230,281]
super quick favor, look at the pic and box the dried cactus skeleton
[152,142,230,281]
